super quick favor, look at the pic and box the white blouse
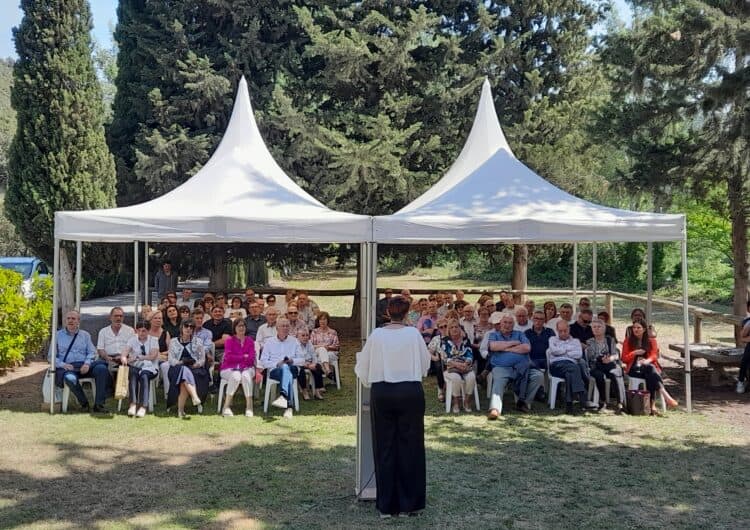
[355,326,431,386]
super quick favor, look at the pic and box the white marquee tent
[48,77,373,413]
[355,79,693,497]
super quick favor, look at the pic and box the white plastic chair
[627,377,666,412]
[444,375,481,413]
[545,349,566,410]
[216,375,254,413]
[62,377,96,413]
[263,377,300,414]
[330,357,341,389]
[117,377,156,413]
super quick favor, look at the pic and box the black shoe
[80,403,90,413]
[516,401,530,413]
[92,404,110,414]
[534,389,547,402]
[326,371,336,382]
[565,403,577,415]
[208,386,219,395]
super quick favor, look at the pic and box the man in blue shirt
[482,313,531,419]
[52,310,111,412]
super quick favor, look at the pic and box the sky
[1,0,633,60]
[0,0,119,59]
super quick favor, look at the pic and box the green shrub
[0,269,52,368]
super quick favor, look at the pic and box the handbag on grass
[627,389,650,415]
[114,366,129,400]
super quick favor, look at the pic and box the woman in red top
[219,319,256,417]
[621,319,678,414]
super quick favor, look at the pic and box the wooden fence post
[693,314,702,344]
[605,292,614,319]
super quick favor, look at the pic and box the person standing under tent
[355,296,431,519]
[154,261,178,299]
[735,300,750,394]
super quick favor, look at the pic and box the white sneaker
[222,408,234,417]
[196,403,203,414]
[136,407,146,418]
[271,396,288,409]
[245,409,254,417]
[127,404,137,417]
[736,380,747,394]
[282,407,293,419]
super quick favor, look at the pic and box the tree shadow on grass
[1,416,748,529]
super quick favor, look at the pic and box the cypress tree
[5,0,116,310]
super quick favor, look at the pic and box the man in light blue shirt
[52,310,111,413]
[482,313,532,419]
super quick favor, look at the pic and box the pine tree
[604,0,749,320]
[5,0,116,311]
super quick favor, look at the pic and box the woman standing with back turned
[355,296,431,519]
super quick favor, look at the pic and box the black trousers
[298,363,324,389]
[590,361,621,403]
[628,363,663,400]
[370,381,426,516]
[738,346,750,382]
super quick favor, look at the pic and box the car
[0,257,50,297]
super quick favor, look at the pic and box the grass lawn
[1,343,748,529]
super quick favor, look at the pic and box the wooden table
[668,342,744,386]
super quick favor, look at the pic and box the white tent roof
[55,77,372,243]
[373,79,685,244]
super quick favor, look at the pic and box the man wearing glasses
[96,307,135,371]
[244,301,266,340]
[570,309,595,343]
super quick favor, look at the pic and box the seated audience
[495,290,515,313]
[178,305,191,323]
[427,319,449,401]
[220,319,256,417]
[570,309,594,343]
[296,291,319,330]
[546,303,574,334]
[140,304,154,323]
[297,328,325,400]
[163,304,181,340]
[439,320,476,413]
[459,304,477,344]
[263,294,278,315]
[286,304,308,338]
[166,321,206,417]
[244,300,266,340]
[524,299,535,317]
[243,288,256,309]
[482,313,535,419]
[407,298,426,326]
[514,307,531,332]
[417,301,439,344]
[203,305,233,390]
[625,308,657,339]
[597,310,618,342]
[119,320,159,417]
[178,288,193,307]
[225,296,247,321]
[577,296,591,316]
[310,311,340,380]
[53,310,111,413]
[472,307,493,374]
[255,307,279,355]
[543,300,557,324]
[548,320,597,414]
[96,306,134,371]
[621,318,678,414]
[276,289,297,316]
[585,319,625,412]
[258,318,305,418]
[522,311,554,403]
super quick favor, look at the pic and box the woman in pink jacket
[220,319,256,417]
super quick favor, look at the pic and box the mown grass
[1,345,747,529]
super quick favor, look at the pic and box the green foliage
[0,58,15,188]
[0,195,27,256]
[5,0,116,265]
[0,269,52,368]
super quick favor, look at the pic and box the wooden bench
[668,343,744,386]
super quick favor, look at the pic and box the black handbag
[627,389,650,415]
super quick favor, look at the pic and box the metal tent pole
[681,235,692,413]
[356,242,376,500]
[75,241,82,312]
[144,241,149,306]
[133,241,139,326]
[592,242,598,313]
[49,238,61,414]
[572,243,578,307]
[646,242,654,323]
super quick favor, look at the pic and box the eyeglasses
[438,324,448,329]
[183,324,195,329]
[112,314,124,318]
[288,311,298,314]
[180,309,190,313]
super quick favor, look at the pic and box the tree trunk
[511,244,528,303]
[58,245,75,317]
[208,252,228,291]
[728,174,749,346]
[246,258,268,286]
[350,249,362,321]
